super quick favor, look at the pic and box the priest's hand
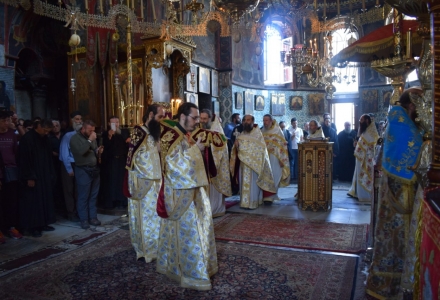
[68,171,74,176]
[196,137,205,152]
[27,180,35,188]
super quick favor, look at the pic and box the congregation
[0,90,418,297]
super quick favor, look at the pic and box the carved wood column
[427,2,440,186]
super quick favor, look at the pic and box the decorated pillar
[427,2,440,186]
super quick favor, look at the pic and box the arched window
[264,24,292,85]
[331,28,359,94]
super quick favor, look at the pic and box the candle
[99,0,103,13]
[324,0,326,19]
[314,38,317,52]
[85,0,88,11]
[310,40,312,49]
[151,0,156,22]
[109,0,112,8]
[324,37,327,57]
[141,0,144,19]
[337,0,340,16]
[407,29,412,59]
[131,0,134,9]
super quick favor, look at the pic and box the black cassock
[336,130,357,181]
[19,130,56,230]
[100,129,130,208]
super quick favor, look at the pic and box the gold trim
[67,47,87,55]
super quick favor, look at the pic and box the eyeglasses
[187,115,199,121]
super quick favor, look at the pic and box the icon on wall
[235,92,243,109]
[255,95,265,111]
[289,96,303,111]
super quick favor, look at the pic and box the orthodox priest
[198,109,232,217]
[366,89,423,299]
[307,120,325,139]
[19,120,56,237]
[347,115,379,202]
[230,114,276,208]
[261,114,290,201]
[125,104,164,262]
[156,102,217,291]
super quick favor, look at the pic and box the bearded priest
[261,114,290,202]
[197,109,232,217]
[230,114,276,209]
[125,104,164,263]
[156,102,217,291]
[347,114,379,202]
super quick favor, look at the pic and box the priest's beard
[359,122,368,135]
[73,123,83,132]
[243,123,253,132]
[148,118,161,142]
[201,121,211,130]
[344,128,351,134]
[114,128,121,135]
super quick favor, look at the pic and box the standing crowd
[2,93,416,296]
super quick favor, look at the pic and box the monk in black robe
[19,120,56,237]
[337,122,357,181]
[100,116,130,209]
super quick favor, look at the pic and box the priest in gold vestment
[156,102,218,291]
[198,109,232,217]
[261,114,290,201]
[125,104,164,262]
[230,115,276,209]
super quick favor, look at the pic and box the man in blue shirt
[59,111,82,221]
[224,113,241,155]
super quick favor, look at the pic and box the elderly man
[125,104,164,262]
[198,109,231,217]
[156,102,217,291]
[70,120,104,229]
[230,114,276,208]
[337,122,357,181]
[59,111,83,221]
[307,120,325,139]
[261,114,290,202]
[347,115,378,202]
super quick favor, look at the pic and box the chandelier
[212,0,261,25]
[281,35,336,98]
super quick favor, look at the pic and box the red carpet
[0,230,361,300]
[214,213,368,254]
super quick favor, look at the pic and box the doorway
[331,102,355,133]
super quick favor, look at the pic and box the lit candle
[140,0,144,19]
[310,39,312,49]
[314,38,317,52]
[407,29,412,59]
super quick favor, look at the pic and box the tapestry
[214,213,368,253]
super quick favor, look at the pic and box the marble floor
[0,180,370,264]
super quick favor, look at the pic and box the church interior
[1,0,440,299]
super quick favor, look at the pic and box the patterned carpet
[0,229,361,300]
[214,213,368,254]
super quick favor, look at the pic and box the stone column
[426,3,440,186]
[32,85,47,119]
